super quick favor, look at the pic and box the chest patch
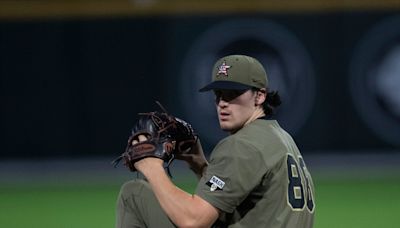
[206,175,225,191]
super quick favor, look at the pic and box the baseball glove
[112,101,197,173]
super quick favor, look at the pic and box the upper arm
[195,138,267,213]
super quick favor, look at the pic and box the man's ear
[255,89,266,105]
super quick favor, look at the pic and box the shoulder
[210,133,261,164]
[237,119,285,152]
[223,119,295,166]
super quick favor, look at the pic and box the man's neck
[245,108,265,126]
[229,108,266,134]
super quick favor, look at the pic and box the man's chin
[219,122,243,134]
[219,124,229,131]
[219,124,233,132]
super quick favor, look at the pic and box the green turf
[314,178,400,228]
[0,178,399,228]
[0,185,120,228]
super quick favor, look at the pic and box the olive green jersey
[195,119,315,228]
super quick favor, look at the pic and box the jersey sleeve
[195,137,268,213]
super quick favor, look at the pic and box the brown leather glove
[112,102,197,172]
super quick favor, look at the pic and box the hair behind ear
[263,90,281,116]
[266,91,281,107]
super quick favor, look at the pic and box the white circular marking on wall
[350,15,400,146]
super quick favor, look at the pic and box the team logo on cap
[217,61,231,76]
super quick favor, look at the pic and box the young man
[116,55,315,228]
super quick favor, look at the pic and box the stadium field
[0,177,399,228]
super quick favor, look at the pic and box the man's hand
[175,139,208,178]
[132,135,164,173]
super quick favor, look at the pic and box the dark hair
[252,88,281,117]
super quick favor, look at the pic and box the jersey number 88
[286,154,315,212]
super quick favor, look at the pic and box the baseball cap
[199,55,268,92]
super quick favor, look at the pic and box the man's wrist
[135,158,165,176]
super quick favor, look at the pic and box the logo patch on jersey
[206,175,225,191]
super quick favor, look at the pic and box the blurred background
[1,0,400,227]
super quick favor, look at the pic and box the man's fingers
[131,134,148,145]
[138,135,148,142]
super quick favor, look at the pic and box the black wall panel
[1,12,399,158]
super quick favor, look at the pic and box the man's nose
[217,98,229,107]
